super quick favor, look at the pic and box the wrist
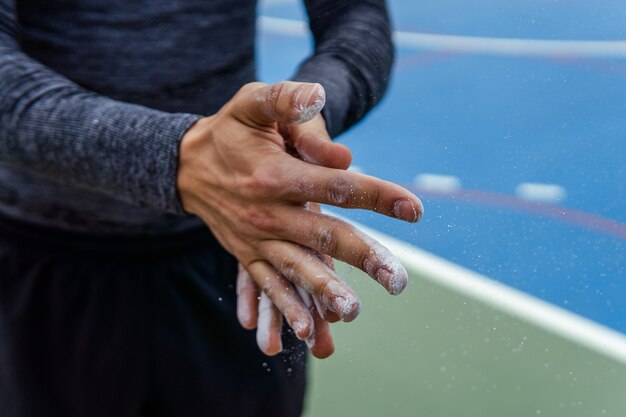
[177,116,214,214]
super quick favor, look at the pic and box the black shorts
[0,216,306,417]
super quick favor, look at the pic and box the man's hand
[236,249,336,359]
[236,115,344,359]
[177,81,423,349]
[280,113,347,328]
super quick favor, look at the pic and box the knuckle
[370,187,382,211]
[260,278,279,297]
[316,227,337,255]
[265,83,288,117]
[326,176,353,206]
[358,248,376,276]
[247,208,280,233]
[245,167,282,198]
[278,256,299,281]
[227,83,266,112]
[316,278,333,302]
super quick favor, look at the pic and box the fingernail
[321,280,360,322]
[331,295,360,322]
[376,267,408,296]
[292,320,310,340]
[376,264,409,295]
[302,83,325,107]
[393,199,420,223]
[294,83,326,124]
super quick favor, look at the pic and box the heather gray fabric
[0,0,393,235]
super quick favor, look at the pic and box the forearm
[0,46,201,214]
[294,0,394,137]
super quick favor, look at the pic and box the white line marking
[259,16,626,59]
[329,212,626,364]
[515,182,567,203]
[259,0,296,7]
[259,16,308,37]
[414,173,462,193]
[394,31,626,59]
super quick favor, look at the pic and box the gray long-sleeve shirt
[0,0,393,235]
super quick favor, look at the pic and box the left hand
[236,114,349,359]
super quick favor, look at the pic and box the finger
[256,292,283,356]
[305,203,342,323]
[247,260,313,340]
[313,294,341,323]
[281,113,329,143]
[278,209,409,295]
[283,115,352,170]
[309,305,335,359]
[312,244,342,323]
[260,240,361,322]
[235,81,326,127]
[281,159,423,223]
[295,133,352,170]
[296,287,335,359]
[236,264,260,330]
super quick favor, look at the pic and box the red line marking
[395,43,626,79]
[405,186,626,241]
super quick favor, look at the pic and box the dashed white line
[515,182,567,203]
[414,173,462,193]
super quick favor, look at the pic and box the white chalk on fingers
[356,228,409,295]
[296,286,317,349]
[320,280,360,322]
[237,298,255,328]
[294,83,326,124]
[236,269,257,328]
[256,292,282,355]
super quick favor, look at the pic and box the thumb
[234,81,326,127]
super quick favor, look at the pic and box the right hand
[177,81,423,343]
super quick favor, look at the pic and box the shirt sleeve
[293,0,394,138]
[0,0,202,214]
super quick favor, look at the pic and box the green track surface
[303,263,626,417]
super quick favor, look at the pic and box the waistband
[0,212,221,257]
